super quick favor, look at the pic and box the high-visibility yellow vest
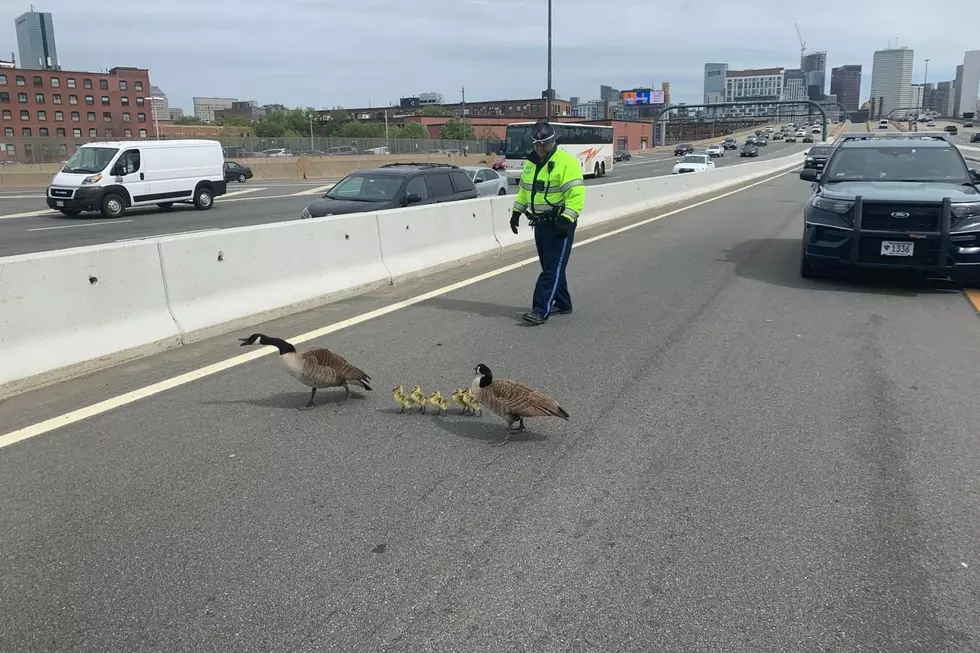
[511,147,585,223]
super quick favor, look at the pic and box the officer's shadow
[419,296,527,321]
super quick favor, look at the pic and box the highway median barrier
[0,241,183,396]
[1,148,813,398]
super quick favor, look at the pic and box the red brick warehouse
[0,66,152,163]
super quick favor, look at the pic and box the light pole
[922,58,930,117]
[546,0,552,118]
[308,113,315,151]
[146,95,165,139]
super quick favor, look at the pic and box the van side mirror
[110,165,122,177]
[799,168,820,182]
[970,169,980,183]
[405,193,422,204]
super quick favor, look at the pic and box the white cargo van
[46,139,227,218]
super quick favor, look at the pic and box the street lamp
[145,95,165,139]
[922,58,930,117]
[546,0,552,118]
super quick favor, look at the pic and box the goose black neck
[479,370,493,387]
[261,336,296,355]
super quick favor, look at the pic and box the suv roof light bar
[379,162,459,169]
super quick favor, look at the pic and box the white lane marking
[0,194,45,200]
[290,184,336,196]
[115,228,219,242]
[27,220,133,232]
[0,167,797,451]
[0,209,59,219]
[221,188,265,199]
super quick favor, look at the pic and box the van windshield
[63,147,119,174]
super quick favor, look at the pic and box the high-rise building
[703,63,727,105]
[724,68,785,117]
[830,65,862,110]
[783,68,807,101]
[15,9,59,70]
[599,85,619,103]
[934,81,955,117]
[801,51,827,100]
[956,51,980,118]
[149,85,169,123]
[953,64,964,116]
[193,97,236,123]
[870,47,914,119]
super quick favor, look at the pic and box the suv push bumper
[803,196,980,278]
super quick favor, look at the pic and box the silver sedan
[460,166,508,197]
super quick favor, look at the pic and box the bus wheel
[593,163,600,178]
[600,162,606,176]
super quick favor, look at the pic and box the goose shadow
[427,414,551,445]
[201,389,370,410]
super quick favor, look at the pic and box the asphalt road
[2,172,979,652]
[0,140,813,258]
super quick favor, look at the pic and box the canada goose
[470,363,569,446]
[239,333,372,409]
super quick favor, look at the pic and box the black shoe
[551,306,573,315]
[521,311,548,325]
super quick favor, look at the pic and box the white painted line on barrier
[27,220,133,232]
[115,228,219,242]
[0,167,797,451]
[290,184,336,196]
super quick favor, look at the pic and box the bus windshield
[504,125,533,159]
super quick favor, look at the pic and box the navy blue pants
[532,219,577,318]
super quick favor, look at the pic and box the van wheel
[194,187,214,210]
[237,173,247,183]
[101,193,126,219]
[157,202,174,210]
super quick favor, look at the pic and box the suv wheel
[800,244,822,279]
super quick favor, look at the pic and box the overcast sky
[6,0,976,111]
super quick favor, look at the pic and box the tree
[338,122,385,138]
[420,105,455,117]
[439,117,475,140]
[215,114,251,127]
[173,115,202,125]
[397,122,430,139]
[477,126,500,143]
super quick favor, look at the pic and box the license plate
[56,200,64,207]
[881,241,913,256]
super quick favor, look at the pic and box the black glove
[555,217,571,239]
[510,211,520,234]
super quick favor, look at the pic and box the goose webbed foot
[342,383,351,403]
[297,388,317,410]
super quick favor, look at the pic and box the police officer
[509,119,586,325]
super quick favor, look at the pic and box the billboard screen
[621,89,666,105]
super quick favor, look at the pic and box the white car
[705,144,724,157]
[672,154,715,174]
[795,130,806,137]
[460,165,507,197]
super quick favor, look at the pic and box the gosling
[239,333,372,409]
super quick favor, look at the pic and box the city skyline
[0,0,973,111]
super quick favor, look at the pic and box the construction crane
[794,22,806,62]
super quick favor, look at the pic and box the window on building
[2,109,11,120]
[136,97,144,107]
[69,94,78,105]
[0,74,6,85]
[138,113,146,122]
[85,95,94,105]
[135,81,144,91]
[32,76,43,87]
[20,110,29,120]
[139,128,147,137]
[88,128,97,137]
[100,79,109,90]
[105,128,113,137]
[120,96,130,106]
[101,96,110,106]
[15,75,25,86]
[119,80,128,91]
[56,127,65,136]
[52,93,62,104]
[102,112,112,123]
[58,143,67,156]
[67,78,76,88]
[22,127,31,137]
[73,127,82,137]
[34,93,44,104]
[39,127,48,136]
[37,110,46,121]
[0,92,7,103]
[71,111,79,121]
[122,112,131,122]
[5,144,15,156]
[50,77,60,88]
[3,127,12,137]
[17,93,26,103]
[124,128,132,137]
[87,112,96,121]
[83,79,92,89]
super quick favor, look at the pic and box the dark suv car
[798,132,980,280]
[301,162,478,219]
[673,143,695,156]
[803,145,835,171]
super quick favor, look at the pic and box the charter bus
[501,122,615,184]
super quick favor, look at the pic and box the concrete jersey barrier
[0,149,809,398]
[0,241,182,394]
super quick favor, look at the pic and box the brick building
[0,66,152,162]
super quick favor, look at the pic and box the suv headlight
[951,202,980,220]
[810,196,853,214]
